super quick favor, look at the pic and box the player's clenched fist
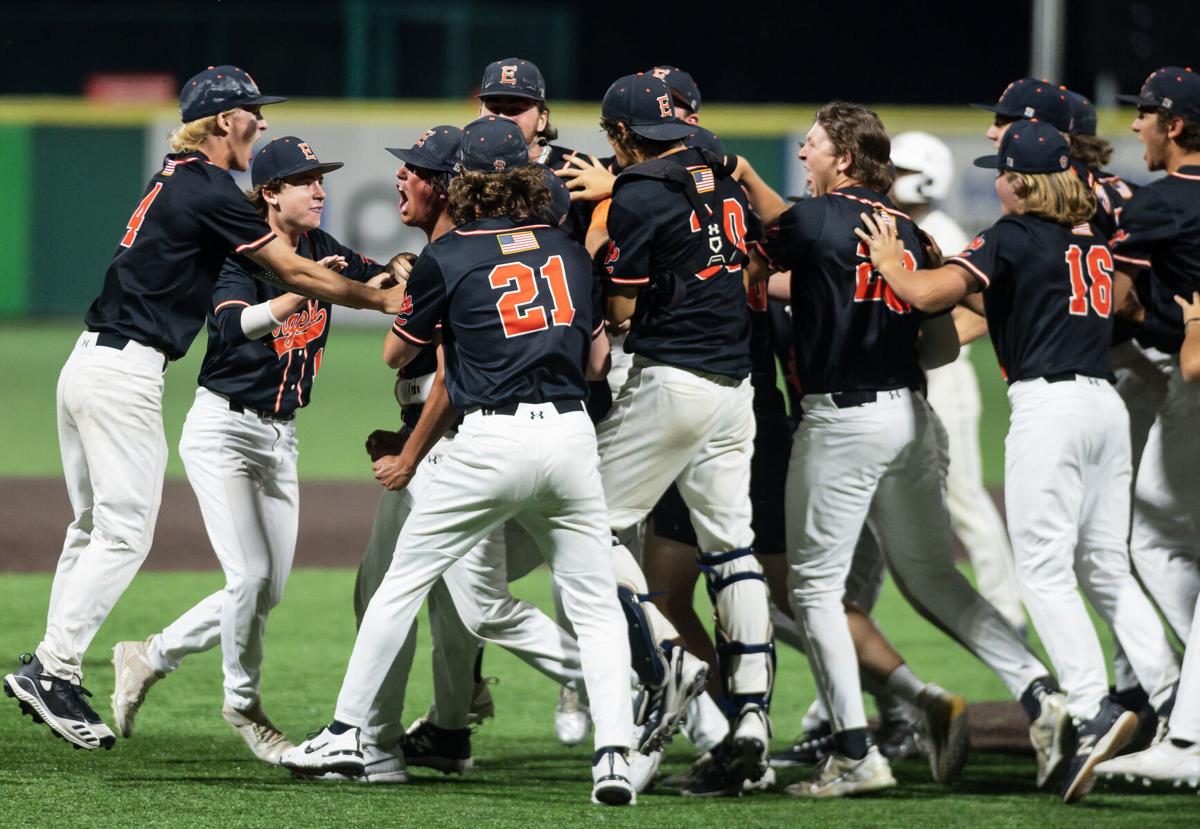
[364,428,409,462]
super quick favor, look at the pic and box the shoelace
[19,653,96,700]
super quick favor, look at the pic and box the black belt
[94,332,168,370]
[226,398,294,422]
[1044,372,1077,383]
[478,400,585,416]
[828,388,914,409]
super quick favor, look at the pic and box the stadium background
[0,2,1196,823]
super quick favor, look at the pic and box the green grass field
[0,568,1187,828]
[0,321,1013,485]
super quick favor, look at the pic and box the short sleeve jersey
[603,147,757,379]
[196,228,382,416]
[1108,166,1200,354]
[758,187,929,395]
[393,217,599,410]
[947,215,1114,381]
[84,151,276,360]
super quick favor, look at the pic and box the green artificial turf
[0,321,1013,486]
[0,567,1189,828]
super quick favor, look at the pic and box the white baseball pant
[786,389,1046,736]
[1006,377,1179,719]
[597,358,772,702]
[352,432,587,745]
[335,404,632,751]
[145,387,298,711]
[1168,596,1200,744]
[925,346,1025,629]
[39,331,168,682]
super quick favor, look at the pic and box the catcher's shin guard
[617,585,669,687]
[699,547,775,707]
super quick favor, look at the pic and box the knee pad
[699,547,775,705]
[617,585,668,686]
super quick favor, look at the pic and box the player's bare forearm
[958,292,986,317]
[917,312,960,370]
[267,292,308,320]
[953,305,989,344]
[1114,268,1146,324]
[745,247,774,286]
[248,239,406,312]
[1174,292,1200,382]
[734,157,789,223]
[879,260,973,312]
[587,329,611,380]
[606,288,638,326]
[383,330,424,369]
[766,271,791,302]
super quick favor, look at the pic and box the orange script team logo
[500,65,518,85]
[271,301,328,356]
[297,142,318,161]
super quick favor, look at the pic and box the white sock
[884,664,927,706]
[683,693,730,753]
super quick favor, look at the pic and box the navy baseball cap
[685,125,727,158]
[479,58,546,102]
[251,136,343,188]
[1118,66,1200,122]
[972,77,1074,133]
[387,125,463,174]
[539,164,571,225]
[1063,89,1098,136]
[458,116,530,173]
[179,65,285,123]
[602,74,696,141]
[973,119,1072,174]
[648,66,701,113]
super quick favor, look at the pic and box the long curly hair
[448,166,551,225]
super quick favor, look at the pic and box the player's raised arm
[246,239,407,313]
[855,212,979,311]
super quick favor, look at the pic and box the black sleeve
[603,186,656,288]
[945,219,1029,290]
[210,255,269,346]
[198,177,277,254]
[757,198,825,272]
[1109,186,1178,271]
[392,252,446,346]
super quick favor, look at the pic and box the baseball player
[344,126,608,782]
[856,118,1181,802]
[890,130,1026,632]
[590,73,774,794]
[281,116,637,806]
[2,66,407,751]
[745,102,1064,797]
[1107,67,1200,690]
[105,136,389,764]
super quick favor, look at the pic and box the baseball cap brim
[478,90,544,101]
[970,102,1016,116]
[243,94,288,108]
[972,154,1002,169]
[629,121,697,141]
[386,147,456,173]
[1116,93,1159,108]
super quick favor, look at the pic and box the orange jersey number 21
[488,255,576,338]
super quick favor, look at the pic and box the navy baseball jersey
[746,280,787,417]
[947,215,1115,382]
[603,147,756,379]
[84,151,276,360]
[758,187,929,395]
[394,218,600,410]
[1108,165,1200,354]
[198,228,383,416]
[543,144,603,245]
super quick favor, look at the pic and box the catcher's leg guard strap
[617,585,668,686]
[699,547,774,701]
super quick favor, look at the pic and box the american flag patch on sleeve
[498,231,540,254]
[688,166,715,193]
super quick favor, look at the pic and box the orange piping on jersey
[235,231,276,253]
[1169,170,1200,181]
[829,191,913,222]
[393,325,433,346]
[1112,253,1152,268]
[610,276,650,285]
[274,349,293,413]
[945,256,991,287]
[454,224,551,237]
[214,299,251,313]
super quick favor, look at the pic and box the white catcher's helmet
[891,131,954,205]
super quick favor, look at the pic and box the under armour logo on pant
[530,411,544,420]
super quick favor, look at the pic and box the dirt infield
[0,477,381,572]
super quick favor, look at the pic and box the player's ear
[836,150,853,175]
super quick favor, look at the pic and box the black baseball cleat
[402,719,473,774]
[769,722,833,768]
[1061,697,1139,803]
[3,653,116,750]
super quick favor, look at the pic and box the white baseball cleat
[312,740,409,784]
[727,704,772,785]
[1095,739,1200,786]
[916,683,969,784]
[281,725,365,777]
[1029,691,1071,788]
[222,703,295,766]
[110,639,164,739]
[782,745,897,799]
[634,646,708,754]
[555,685,591,747]
[626,746,662,794]
[591,748,635,806]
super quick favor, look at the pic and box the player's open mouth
[398,189,410,215]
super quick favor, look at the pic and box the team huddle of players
[5,57,1200,808]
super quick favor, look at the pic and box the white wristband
[240,301,285,339]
